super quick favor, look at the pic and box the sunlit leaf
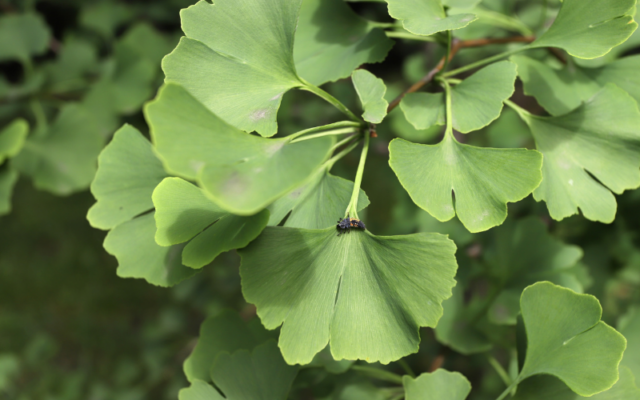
[267,170,369,229]
[516,84,640,222]
[0,119,28,164]
[517,282,627,396]
[308,346,354,374]
[403,369,471,400]
[240,227,457,364]
[0,169,18,216]
[145,84,333,216]
[0,13,50,63]
[184,310,274,383]
[180,341,299,400]
[386,0,477,36]
[352,70,388,124]
[531,0,638,59]
[152,177,269,268]
[163,0,304,136]
[87,125,168,230]
[294,0,394,85]
[389,136,542,233]
[401,61,517,133]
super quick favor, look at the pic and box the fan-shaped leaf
[0,119,28,164]
[619,306,640,379]
[386,0,477,36]
[240,227,458,364]
[531,0,638,59]
[389,136,542,233]
[401,61,517,133]
[352,70,388,124]
[403,369,471,400]
[0,13,50,63]
[152,177,269,268]
[515,84,640,222]
[163,0,304,136]
[145,84,333,216]
[294,0,394,85]
[518,282,626,396]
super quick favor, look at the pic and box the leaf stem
[288,121,361,141]
[443,30,453,71]
[290,128,358,143]
[301,81,363,123]
[495,379,520,400]
[487,355,512,387]
[351,365,404,385]
[443,80,455,141]
[441,45,531,78]
[29,99,47,137]
[397,359,416,378]
[503,99,532,122]
[344,130,371,219]
[385,30,436,42]
[325,138,362,170]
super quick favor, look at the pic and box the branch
[387,35,535,113]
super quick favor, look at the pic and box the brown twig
[387,35,536,113]
[428,354,445,372]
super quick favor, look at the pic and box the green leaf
[512,367,640,400]
[180,341,299,400]
[483,217,584,325]
[401,61,517,133]
[152,177,269,268]
[45,36,98,94]
[352,70,388,124]
[294,0,394,85]
[79,2,132,38]
[619,306,640,380]
[267,171,369,229]
[403,369,471,400]
[145,84,333,216]
[12,104,105,196]
[389,136,542,233]
[163,0,304,136]
[308,346,354,374]
[0,119,28,164]
[87,125,168,230]
[104,213,198,287]
[516,84,640,223]
[386,0,477,36]
[531,0,638,59]
[184,310,273,383]
[240,227,458,364]
[0,169,18,216]
[517,282,627,396]
[0,13,50,63]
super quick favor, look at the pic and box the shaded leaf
[386,0,477,36]
[0,169,18,216]
[294,0,394,85]
[240,227,458,364]
[179,380,223,400]
[153,177,269,268]
[389,136,542,233]
[0,119,28,164]
[163,0,304,136]
[0,13,50,63]
[403,369,471,400]
[79,2,132,38]
[518,282,627,396]
[516,84,640,222]
[145,84,333,216]
[618,306,640,380]
[352,70,388,124]
[87,125,168,230]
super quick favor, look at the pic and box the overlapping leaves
[386,0,477,36]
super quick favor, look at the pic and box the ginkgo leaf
[294,0,394,85]
[483,217,584,325]
[163,0,304,136]
[401,61,517,133]
[239,227,458,364]
[512,367,640,400]
[0,119,28,164]
[87,125,168,230]
[514,84,640,223]
[512,55,640,116]
[386,0,477,36]
[145,84,333,216]
[618,306,640,379]
[104,213,199,287]
[0,169,18,216]
[152,177,269,268]
[184,310,274,383]
[352,70,388,124]
[0,13,50,63]
[79,1,132,38]
[403,369,471,400]
[11,104,105,196]
[531,0,638,59]
[389,136,542,233]
[267,170,370,229]
[517,282,627,397]
[179,341,299,400]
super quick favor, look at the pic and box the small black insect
[336,215,366,236]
